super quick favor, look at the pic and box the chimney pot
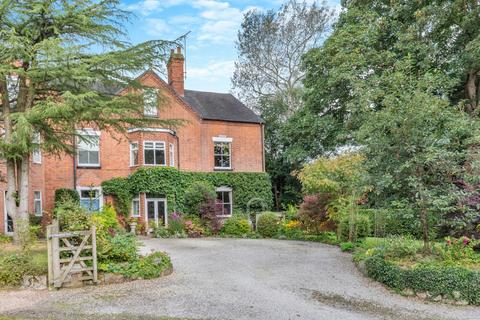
[167,47,185,96]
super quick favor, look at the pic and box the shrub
[257,212,280,238]
[441,237,478,264]
[199,198,223,233]
[54,188,80,207]
[100,251,172,279]
[364,254,480,304]
[152,225,170,238]
[0,251,47,287]
[91,205,121,235]
[184,181,216,215]
[381,235,421,259]
[298,194,331,233]
[168,211,184,234]
[279,220,303,239]
[184,220,204,238]
[339,213,372,242]
[222,216,251,236]
[97,233,139,263]
[340,242,356,252]
[55,200,91,231]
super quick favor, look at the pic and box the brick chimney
[167,46,185,96]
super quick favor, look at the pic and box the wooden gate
[46,220,98,288]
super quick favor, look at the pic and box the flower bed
[355,236,480,305]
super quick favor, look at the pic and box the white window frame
[77,129,100,167]
[143,141,166,166]
[169,143,175,167]
[32,132,42,164]
[143,88,158,117]
[77,186,103,212]
[131,195,140,217]
[213,137,232,170]
[130,142,139,167]
[216,186,233,217]
[33,191,42,216]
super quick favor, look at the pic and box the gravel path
[2,238,480,320]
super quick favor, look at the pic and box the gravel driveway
[2,238,480,320]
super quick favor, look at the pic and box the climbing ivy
[102,167,272,215]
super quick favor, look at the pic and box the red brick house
[0,48,265,234]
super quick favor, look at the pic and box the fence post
[51,220,61,288]
[46,223,53,288]
[91,225,98,284]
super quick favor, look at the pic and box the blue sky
[121,0,340,93]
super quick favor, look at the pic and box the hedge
[364,254,480,304]
[102,167,272,215]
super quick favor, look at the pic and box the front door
[145,198,167,230]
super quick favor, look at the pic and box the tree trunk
[420,207,430,253]
[465,69,478,114]
[6,159,18,243]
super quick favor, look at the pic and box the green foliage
[364,254,480,304]
[298,153,365,196]
[101,178,132,216]
[0,235,12,244]
[339,213,372,242]
[340,242,355,252]
[0,250,47,287]
[379,236,421,260]
[54,189,80,207]
[279,220,303,239]
[97,233,139,263]
[441,237,479,265]
[54,201,91,231]
[91,205,121,233]
[102,167,272,214]
[100,251,172,279]
[151,225,170,238]
[256,212,280,238]
[222,216,251,236]
[184,181,216,215]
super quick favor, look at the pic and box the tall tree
[0,0,176,244]
[233,0,333,209]
[300,0,480,239]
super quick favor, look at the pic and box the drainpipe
[175,131,180,170]
[72,135,77,189]
[261,124,265,172]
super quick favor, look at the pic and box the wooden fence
[46,220,98,289]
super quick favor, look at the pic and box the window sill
[214,167,233,171]
[217,214,232,218]
[143,164,167,167]
[77,165,101,169]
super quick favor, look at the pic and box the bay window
[144,141,166,165]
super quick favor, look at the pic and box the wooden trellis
[46,220,98,289]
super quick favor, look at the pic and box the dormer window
[143,88,158,117]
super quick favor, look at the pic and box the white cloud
[187,60,235,83]
[126,0,185,16]
[145,18,171,36]
[191,0,246,43]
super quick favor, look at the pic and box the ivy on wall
[102,167,272,215]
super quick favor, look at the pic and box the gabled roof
[182,90,264,124]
